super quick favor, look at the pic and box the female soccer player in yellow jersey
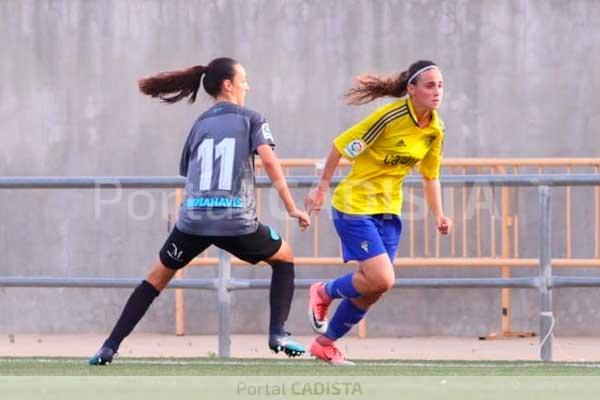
[304,60,453,365]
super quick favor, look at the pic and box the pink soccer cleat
[308,282,332,334]
[309,337,355,366]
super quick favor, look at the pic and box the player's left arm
[422,177,452,235]
[257,144,310,231]
[420,133,452,235]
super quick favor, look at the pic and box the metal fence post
[217,248,232,357]
[539,185,553,361]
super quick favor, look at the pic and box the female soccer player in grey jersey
[89,57,310,365]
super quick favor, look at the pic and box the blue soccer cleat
[269,332,306,358]
[88,346,116,365]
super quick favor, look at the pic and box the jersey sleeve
[179,129,194,177]
[333,105,393,160]
[419,132,444,179]
[249,111,275,154]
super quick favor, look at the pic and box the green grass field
[2,357,600,376]
[2,358,600,400]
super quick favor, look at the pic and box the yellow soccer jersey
[332,97,444,215]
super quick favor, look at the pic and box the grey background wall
[1,0,599,337]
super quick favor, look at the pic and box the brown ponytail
[138,65,207,104]
[344,60,437,106]
[138,57,239,104]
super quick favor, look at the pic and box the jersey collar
[406,97,440,130]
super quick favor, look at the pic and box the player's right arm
[305,104,389,214]
[178,128,194,177]
[304,146,341,215]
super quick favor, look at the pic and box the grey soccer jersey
[176,102,275,236]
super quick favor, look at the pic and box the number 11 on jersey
[197,138,236,191]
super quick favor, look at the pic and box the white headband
[407,65,438,85]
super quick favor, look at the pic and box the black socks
[268,262,295,336]
[103,280,160,352]
[102,263,295,349]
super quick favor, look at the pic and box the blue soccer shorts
[332,207,402,263]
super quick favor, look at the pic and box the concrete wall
[1,0,600,337]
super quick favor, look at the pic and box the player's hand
[436,215,453,235]
[288,208,311,231]
[304,187,327,216]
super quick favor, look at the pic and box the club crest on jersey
[261,123,274,141]
[344,139,366,158]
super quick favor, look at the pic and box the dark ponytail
[344,60,437,106]
[138,57,239,104]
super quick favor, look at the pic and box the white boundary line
[3,358,600,369]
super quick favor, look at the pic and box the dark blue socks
[325,299,367,340]
[323,273,365,340]
[325,273,361,299]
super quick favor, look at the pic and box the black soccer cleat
[88,346,116,365]
[268,332,306,358]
